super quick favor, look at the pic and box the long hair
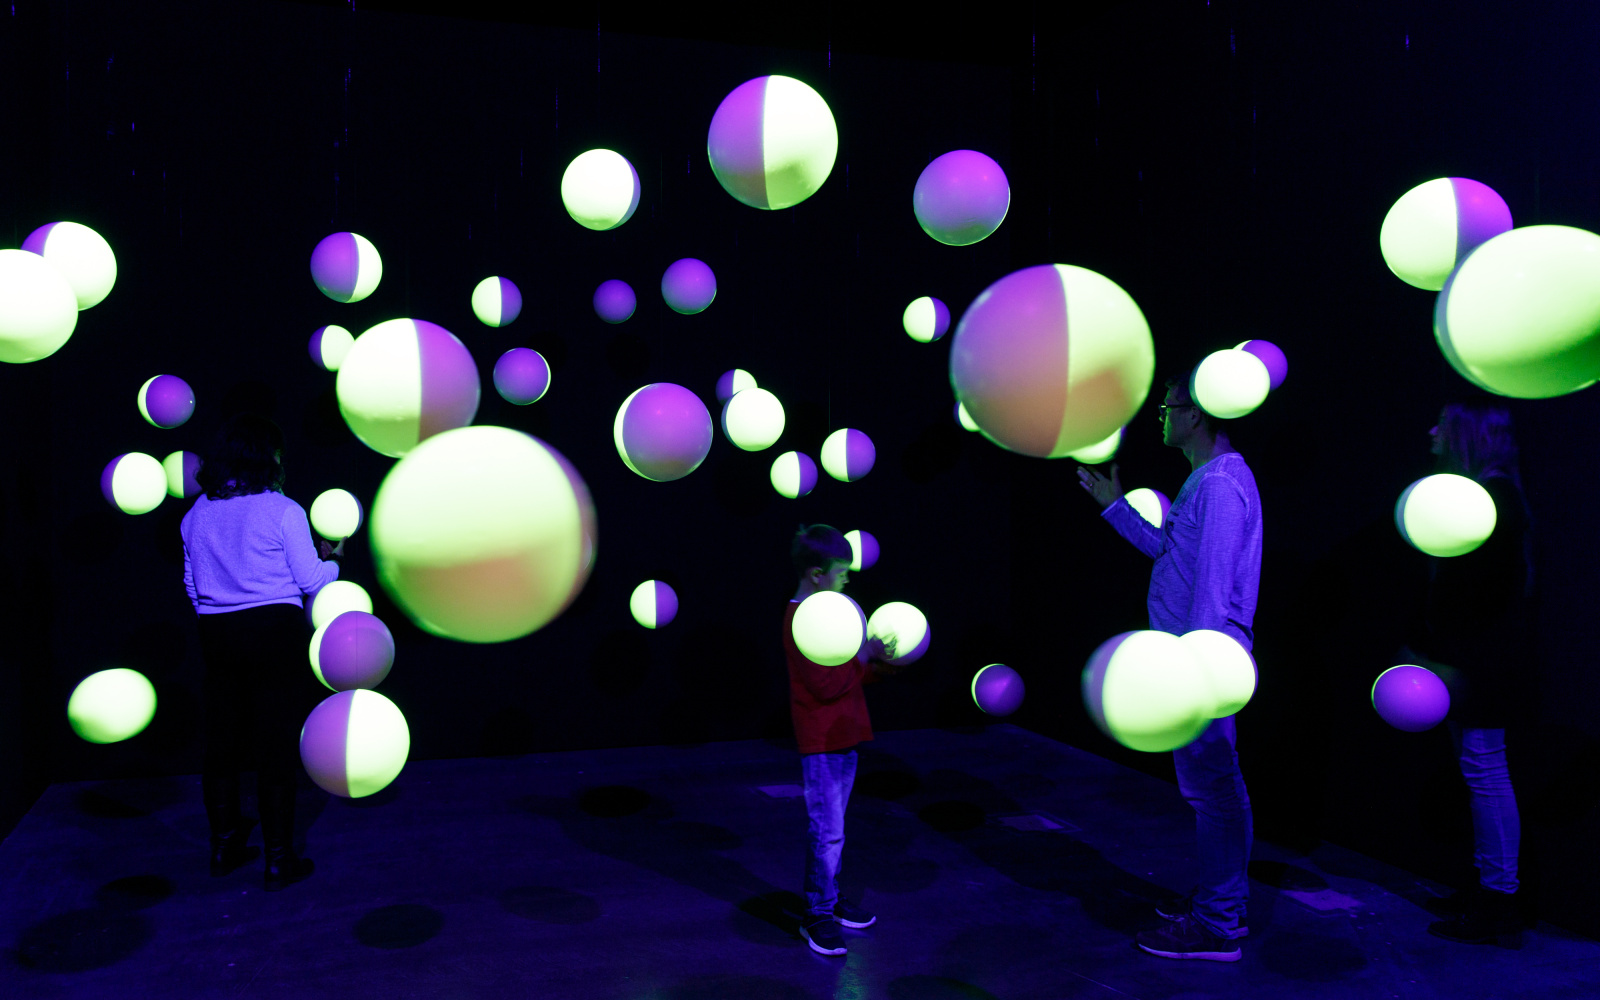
[1435,398,1522,487]
[198,413,287,499]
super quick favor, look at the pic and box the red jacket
[784,600,874,753]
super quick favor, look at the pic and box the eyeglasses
[1158,403,1198,419]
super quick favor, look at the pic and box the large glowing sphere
[614,383,714,481]
[1190,349,1270,420]
[310,488,364,540]
[336,318,480,458]
[494,348,551,406]
[299,689,410,798]
[68,668,156,743]
[950,264,1154,458]
[0,248,78,363]
[594,279,637,324]
[1380,178,1512,291]
[1234,340,1288,391]
[1372,664,1450,732]
[1179,629,1256,718]
[721,388,785,451]
[630,580,679,629]
[792,591,867,667]
[1082,630,1212,753]
[771,451,818,498]
[913,150,1010,246]
[1067,427,1122,465]
[22,221,116,309]
[371,426,597,643]
[821,428,875,482]
[561,149,641,230]
[1124,487,1171,529]
[1434,225,1600,398]
[707,75,837,210]
[867,601,929,665]
[309,610,394,692]
[138,374,195,429]
[311,580,373,630]
[310,324,355,371]
[903,296,951,343]
[972,663,1024,717]
[101,453,167,515]
[472,276,523,327]
[162,450,202,499]
[716,368,757,403]
[956,402,979,432]
[310,232,382,303]
[845,530,878,572]
[661,258,717,315]
[1395,473,1496,557]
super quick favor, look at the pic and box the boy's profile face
[809,559,850,593]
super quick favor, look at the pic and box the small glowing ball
[309,324,355,371]
[101,453,167,515]
[630,580,679,629]
[716,368,757,403]
[721,388,785,451]
[792,591,867,667]
[972,663,1024,717]
[22,221,116,309]
[867,601,929,665]
[68,668,156,743]
[299,689,410,798]
[309,611,394,691]
[593,279,637,324]
[950,264,1154,458]
[310,231,382,304]
[1124,488,1171,529]
[1395,473,1497,557]
[138,374,195,429]
[311,580,373,630]
[845,530,879,572]
[903,296,951,343]
[561,149,641,231]
[707,75,837,210]
[0,248,78,363]
[1372,664,1451,732]
[821,428,875,482]
[1190,349,1270,420]
[310,488,364,540]
[336,318,480,458]
[162,450,201,499]
[956,402,979,432]
[661,258,717,315]
[1082,630,1213,753]
[471,276,523,327]
[1380,177,1512,291]
[1067,427,1122,465]
[614,383,714,481]
[494,348,551,406]
[913,150,1011,246]
[371,426,597,643]
[1234,340,1289,391]
[1179,629,1256,718]
[1435,225,1600,398]
[770,451,818,498]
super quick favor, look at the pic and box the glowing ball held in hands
[163,451,201,499]
[716,368,757,403]
[337,318,480,457]
[1190,349,1270,420]
[721,388,785,451]
[1179,629,1256,717]
[1125,488,1171,529]
[101,453,167,515]
[310,325,355,371]
[614,383,714,482]
[138,374,195,429]
[793,591,867,666]
[1082,630,1212,752]
[494,348,551,405]
[661,258,716,315]
[0,248,78,363]
[310,611,394,691]
[867,601,929,665]
[630,580,678,629]
[1372,664,1450,732]
[1235,340,1288,390]
[593,280,637,324]
[310,232,382,303]
[68,668,156,743]
[821,428,875,482]
[972,663,1024,716]
[311,580,373,630]
[299,689,410,798]
[903,297,951,343]
[1380,178,1512,291]
[310,488,364,539]
[708,75,837,210]
[845,530,878,571]
[22,221,116,309]
[913,150,1010,246]
[1395,474,1496,557]
[472,277,523,327]
[771,451,818,498]
[1068,427,1122,465]
[561,149,641,231]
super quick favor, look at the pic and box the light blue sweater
[181,491,340,614]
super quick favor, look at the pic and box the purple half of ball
[1449,177,1514,262]
[318,611,396,691]
[617,383,714,482]
[974,664,1026,717]
[310,232,363,301]
[1372,664,1450,732]
[1238,340,1289,390]
[494,348,551,405]
[913,150,1011,246]
[19,222,60,255]
[415,320,482,441]
[661,259,717,315]
[140,374,196,429]
[493,277,523,325]
[594,279,637,324]
[651,581,680,628]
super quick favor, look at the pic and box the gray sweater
[181,491,340,614]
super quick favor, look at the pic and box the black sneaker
[1155,896,1248,938]
[1428,889,1528,945]
[1136,914,1242,962]
[800,917,848,956]
[834,899,877,929]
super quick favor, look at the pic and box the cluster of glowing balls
[845,530,879,571]
[561,149,641,231]
[1435,225,1600,398]
[792,591,867,666]
[1372,664,1450,732]
[67,668,156,743]
[630,580,679,629]
[23,221,117,309]
[309,324,355,371]
[1082,631,1212,752]
[956,402,980,432]
[1125,487,1171,529]
[903,296,951,343]
[0,248,78,363]
[972,664,1025,717]
[614,383,713,481]
[707,75,837,210]
[771,451,818,498]
[821,428,875,482]
[950,264,1154,458]
[163,450,202,499]
[299,689,410,798]
[1067,427,1122,465]
[866,601,929,665]
[311,580,373,630]
[471,276,523,327]
[336,318,480,457]
[310,488,364,540]
[309,611,394,691]
[494,348,552,406]
[1190,349,1271,420]
[102,453,167,515]
[661,258,717,315]
[594,279,637,324]
[1235,340,1288,390]
[721,388,786,451]
[138,374,195,429]
[716,368,757,403]
[371,426,597,643]
[310,232,382,304]
[1395,473,1496,557]
[913,150,1010,246]
[1180,629,1257,717]
[1380,177,1512,291]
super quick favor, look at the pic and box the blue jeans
[1449,723,1520,894]
[801,748,857,919]
[1172,715,1252,938]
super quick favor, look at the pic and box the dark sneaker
[800,917,848,956]
[1155,896,1248,938]
[1137,914,1242,962]
[1428,889,1527,945]
[834,899,877,929]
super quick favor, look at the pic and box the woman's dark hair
[198,413,287,499]
[791,524,851,576]
[1435,398,1521,487]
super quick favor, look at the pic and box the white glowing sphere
[845,530,879,571]
[630,580,679,629]
[299,689,410,798]
[1190,349,1271,420]
[821,428,875,482]
[310,488,364,540]
[716,368,757,403]
[101,453,167,515]
[1395,474,1497,558]
[770,451,818,498]
[1124,488,1171,529]
[1380,177,1512,291]
[1082,630,1213,753]
[22,221,117,309]
[471,276,523,327]
[903,296,951,343]
[721,388,786,451]
[1067,427,1122,464]
[1179,629,1257,718]
[311,580,373,630]
[707,75,837,210]
[793,591,867,666]
[867,601,929,665]
[337,318,481,458]
[561,149,641,231]
[68,668,156,744]
[310,232,382,303]
[0,248,78,363]
[309,324,355,371]
[162,450,202,499]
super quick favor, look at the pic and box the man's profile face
[1161,389,1197,448]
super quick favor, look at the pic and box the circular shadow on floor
[353,904,444,949]
[730,890,803,946]
[1259,930,1367,980]
[658,974,811,1000]
[918,800,986,832]
[14,909,152,972]
[1248,860,1329,892]
[94,875,176,911]
[856,770,922,800]
[500,886,602,924]
[886,975,1000,1000]
[578,785,651,818]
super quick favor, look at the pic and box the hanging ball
[972,663,1025,717]
[162,450,202,499]
[1082,630,1213,752]
[956,401,979,432]
[1380,177,1512,291]
[845,530,878,572]
[311,580,373,630]
[310,231,383,304]
[867,601,929,665]
[138,374,196,429]
[913,150,1011,246]
[1395,473,1496,557]
[1190,349,1271,420]
[614,383,714,482]
[1372,664,1450,732]
[561,149,642,231]
[721,388,786,451]
[299,689,410,798]
[821,428,875,482]
[0,248,78,363]
[67,668,156,743]
[310,488,364,540]
[309,324,355,371]
[630,580,679,629]
[471,276,523,327]
[309,610,394,692]
[22,221,117,309]
[593,279,637,324]
[101,453,167,515]
[336,318,480,458]
[1179,629,1257,718]
[661,258,717,315]
[903,296,951,343]
[1124,487,1171,529]
[792,591,867,666]
[1234,340,1288,390]
[771,451,818,498]
[716,368,757,403]
[494,348,551,406]
[1067,427,1122,465]
[707,74,837,210]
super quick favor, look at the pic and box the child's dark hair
[199,413,287,499]
[791,524,851,576]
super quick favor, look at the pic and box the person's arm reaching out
[1082,463,1165,560]
[283,504,340,596]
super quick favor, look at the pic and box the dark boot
[202,773,257,877]
[1428,888,1526,944]
[259,780,314,892]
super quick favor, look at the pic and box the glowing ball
[310,231,382,304]
[299,689,410,798]
[661,258,716,315]
[1372,664,1450,732]
[561,149,641,231]
[845,530,878,572]
[1395,473,1496,557]
[22,221,116,309]
[1082,630,1212,752]
[1179,629,1256,718]
[1067,427,1122,465]
[972,664,1024,717]
[309,611,394,691]
[0,248,78,363]
[471,276,523,327]
[721,388,785,451]
[1380,177,1512,291]
[913,150,1010,246]
[310,324,355,371]
[594,279,637,324]
[1234,340,1288,391]
[310,488,364,540]
[138,374,195,429]
[770,451,818,498]
[494,348,551,405]
[101,453,167,515]
[792,591,866,667]
[866,601,929,665]
[1125,487,1171,529]
[707,75,837,210]
[821,428,875,482]
[1435,225,1600,398]
[336,318,480,458]
[630,580,679,629]
[614,383,714,481]
[903,296,951,343]
[956,402,979,432]
[716,368,757,403]
[950,264,1154,457]
[68,668,156,743]
[311,580,373,630]
[371,426,596,643]
[162,450,201,499]
[1190,349,1270,420]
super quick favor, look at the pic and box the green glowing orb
[68,668,156,744]
[770,450,817,498]
[1190,349,1270,420]
[299,689,410,798]
[310,488,363,540]
[1179,629,1257,718]
[1082,630,1212,753]
[1395,473,1496,557]
[561,149,641,230]
[336,318,481,458]
[902,296,950,343]
[629,580,678,629]
[23,221,117,309]
[1067,427,1122,464]
[311,580,373,630]
[1379,177,1511,291]
[793,591,866,666]
[0,248,78,363]
[708,75,837,211]
[103,452,168,515]
[162,450,201,499]
[721,388,786,451]
[1124,487,1170,529]
[866,601,929,665]
[957,402,979,432]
